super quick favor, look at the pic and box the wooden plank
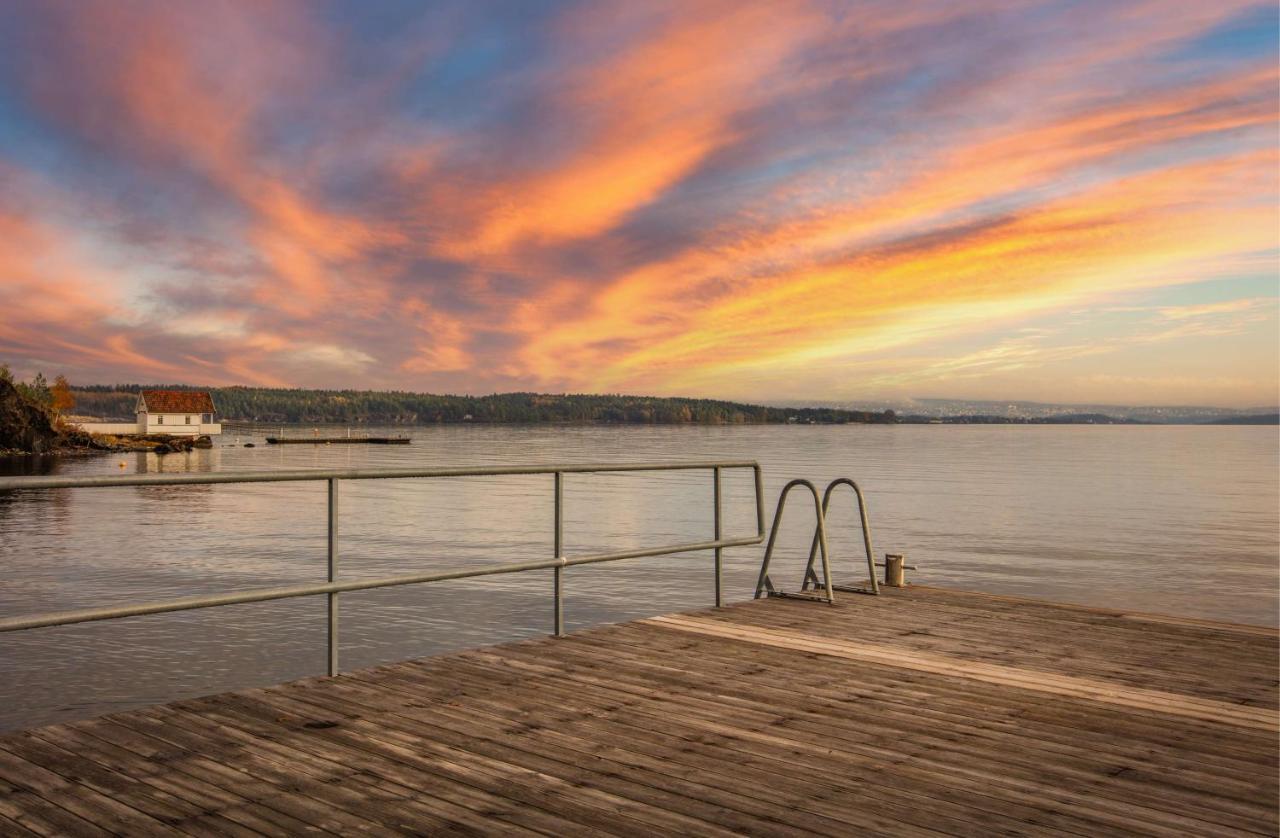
[123,698,551,838]
[456,639,1274,836]
[698,599,1279,705]
[0,732,201,827]
[342,656,1105,838]
[714,592,1278,667]
[549,627,1276,796]
[193,684,722,838]
[229,687,745,838]
[375,639,1214,835]
[281,669,967,838]
[129,704,501,837]
[905,586,1280,637]
[103,709,435,837]
[0,814,39,837]
[67,718,344,837]
[531,640,1277,829]
[384,621,1274,788]
[1,588,1276,836]
[581,619,1276,742]
[713,598,1280,674]
[0,744,173,836]
[622,619,1280,736]
[563,626,1277,790]
[0,786,109,838]
[27,725,268,838]
[154,696,614,838]
[648,615,1280,731]
[434,654,1225,838]
[606,626,1278,776]
[638,617,1273,739]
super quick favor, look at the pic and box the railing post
[327,477,339,676]
[713,466,723,608]
[553,471,565,637]
[752,464,765,540]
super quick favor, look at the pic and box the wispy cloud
[0,0,1274,404]
[1157,298,1266,320]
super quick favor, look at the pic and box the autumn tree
[50,375,75,416]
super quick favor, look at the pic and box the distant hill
[898,413,1145,425]
[1204,414,1279,425]
[778,397,1279,424]
[63,384,1274,427]
[68,385,897,426]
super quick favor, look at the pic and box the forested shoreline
[70,385,896,425]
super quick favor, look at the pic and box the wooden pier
[0,586,1276,836]
[265,437,411,445]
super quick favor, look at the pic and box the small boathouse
[75,389,222,437]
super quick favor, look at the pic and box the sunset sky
[0,1,1276,407]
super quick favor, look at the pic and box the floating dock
[265,436,411,445]
[0,585,1275,836]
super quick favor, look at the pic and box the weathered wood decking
[1,586,1276,836]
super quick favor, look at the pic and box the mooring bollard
[884,553,906,587]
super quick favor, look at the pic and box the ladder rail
[801,478,880,595]
[753,479,835,603]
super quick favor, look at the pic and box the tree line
[68,383,898,425]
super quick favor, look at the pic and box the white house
[76,390,222,437]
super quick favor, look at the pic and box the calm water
[1,424,1276,731]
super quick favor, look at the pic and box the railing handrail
[0,460,766,679]
[0,460,761,491]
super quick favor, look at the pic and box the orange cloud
[435,1,824,259]
[0,1,1274,404]
[24,2,397,316]
[0,209,181,376]
[514,144,1277,393]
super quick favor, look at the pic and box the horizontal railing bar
[0,460,760,491]
[0,535,763,633]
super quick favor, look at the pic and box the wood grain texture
[1,586,1275,836]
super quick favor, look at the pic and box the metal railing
[754,476,882,602]
[801,478,880,596]
[754,478,834,602]
[0,461,765,676]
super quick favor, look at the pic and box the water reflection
[0,454,63,478]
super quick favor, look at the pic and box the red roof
[140,390,216,414]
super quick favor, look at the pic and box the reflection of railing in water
[0,462,766,678]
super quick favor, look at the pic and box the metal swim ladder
[754,477,880,602]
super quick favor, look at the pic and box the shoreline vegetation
[2,373,1276,457]
[67,384,1177,427]
[0,373,211,457]
[72,384,899,426]
[69,384,1278,426]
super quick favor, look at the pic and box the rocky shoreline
[42,431,214,457]
[0,376,213,457]
[0,428,214,458]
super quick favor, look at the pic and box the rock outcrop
[0,377,61,454]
